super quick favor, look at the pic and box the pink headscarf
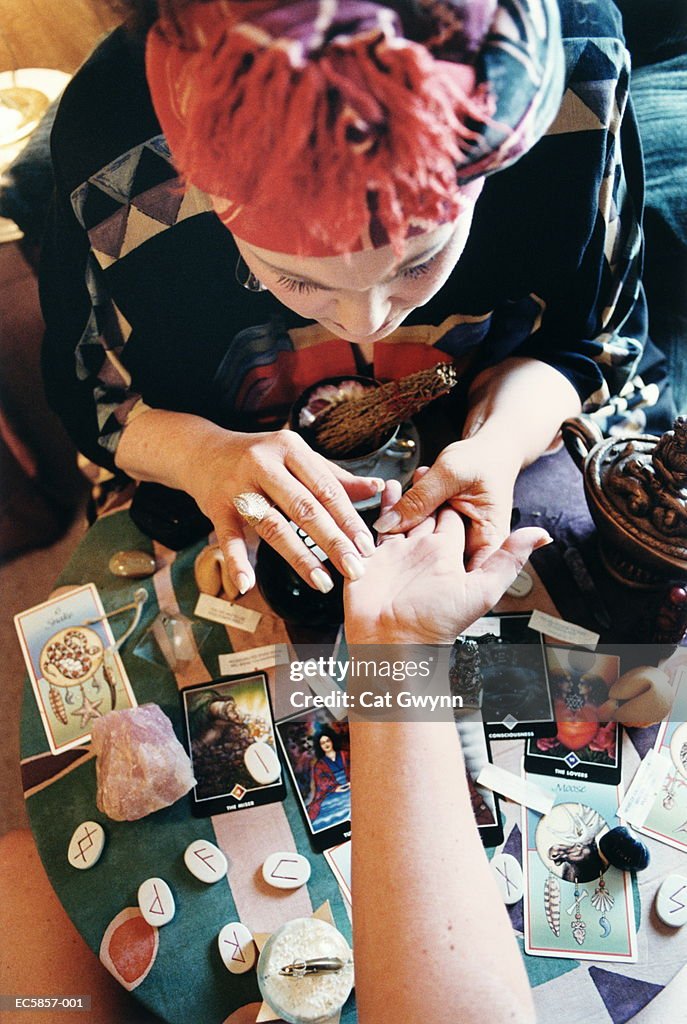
[147,0,563,255]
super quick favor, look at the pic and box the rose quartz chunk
[91,704,195,821]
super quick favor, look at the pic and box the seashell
[544,873,561,936]
[599,826,650,872]
[591,883,615,913]
[571,919,587,945]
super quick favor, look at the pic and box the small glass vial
[257,918,354,1024]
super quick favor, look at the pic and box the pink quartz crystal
[91,704,195,821]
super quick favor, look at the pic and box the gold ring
[233,491,274,527]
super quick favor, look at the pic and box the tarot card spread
[15,584,137,755]
[522,776,637,962]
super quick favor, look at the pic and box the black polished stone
[599,826,650,872]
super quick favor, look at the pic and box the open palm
[345,480,549,645]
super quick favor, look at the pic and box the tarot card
[460,614,552,740]
[626,665,687,852]
[456,717,503,847]
[324,840,352,908]
[181,672,286,817]
[277,708,351,851]
[522,774,637,963]
[524,647,622,785]
[14,583,137,755]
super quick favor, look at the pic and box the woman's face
[319,734,335,756]
[231,195,480,344]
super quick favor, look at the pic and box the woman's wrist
[450,428,522,491]
[463,357,581,469]
[115,408,240,509]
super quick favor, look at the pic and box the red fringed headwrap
[146,0,563,255]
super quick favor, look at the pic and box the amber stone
[108,550,156,578]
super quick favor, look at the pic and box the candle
[257,918,354,1024]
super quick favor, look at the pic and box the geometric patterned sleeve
[40,30,236,473]
[40,36,154,472]
[512,27,645,410]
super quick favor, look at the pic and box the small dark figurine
[563,415,687,588]
[449,639,483,711]
[607,416,687,537]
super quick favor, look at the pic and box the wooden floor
[0,0,123,835]
[0,0,121,74]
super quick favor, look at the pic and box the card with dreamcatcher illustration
[15,583,139,755]
[522,776,637,962]
[630,665,687,853]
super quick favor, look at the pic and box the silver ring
[233,491,273,527]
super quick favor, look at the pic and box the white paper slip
[462,616,501,638]
[617,748,673,828]
[528,609,599,649]
[304,661,348,721]
[194,593,261,633]
[477,762,555,815]
[219,644,289,674]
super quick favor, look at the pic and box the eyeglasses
[235,256,267,293]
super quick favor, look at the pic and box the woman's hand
[373,435,520,568]
[189,426,382,594]
[596,667,674,726]
[345,479,550,645]
[115,409,381,595]
[372,357,582,567]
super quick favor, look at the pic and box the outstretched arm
[350,719,534,1024]
[344,481,546,1023]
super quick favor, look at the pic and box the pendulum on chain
[568,886,588,946]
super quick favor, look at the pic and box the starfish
[71,693,103,727]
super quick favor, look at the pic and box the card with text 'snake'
[15,583,137,755]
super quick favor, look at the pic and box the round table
[20,449,687,1023]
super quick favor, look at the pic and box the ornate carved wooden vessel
[562,416,687,589]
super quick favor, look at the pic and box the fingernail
[534,533,554,549]
[310,567,334,593]
[342,552,365,581]
[373,510,401,534]
[370,478,385,493]
[355,532,376,557]
[237,571,252,594]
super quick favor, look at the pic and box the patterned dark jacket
[40,0,666,472]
